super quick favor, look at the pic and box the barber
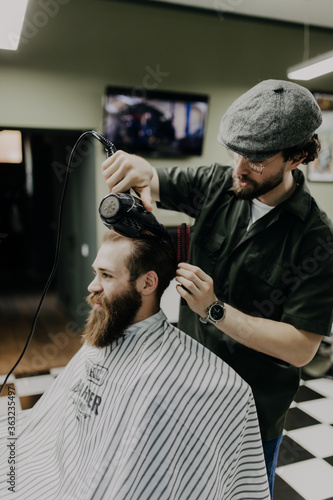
[101,79,333,497]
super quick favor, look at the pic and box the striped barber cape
[0,310,269,500]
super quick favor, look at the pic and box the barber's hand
[102,150,154,212]
[176,263,217,317]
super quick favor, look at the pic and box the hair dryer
[99,192,168,239]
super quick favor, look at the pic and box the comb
[177,223,191,263]
[177,223,191,305]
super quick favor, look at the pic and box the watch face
[210,304,225,321]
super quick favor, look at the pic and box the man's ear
[288,154,307,171]
[136,271,159,296]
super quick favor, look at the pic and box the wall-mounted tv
[103,86,209,157]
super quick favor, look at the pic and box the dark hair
[282,134,321,165]
[103,230,177,301]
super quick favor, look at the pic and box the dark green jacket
[157,164,333,441]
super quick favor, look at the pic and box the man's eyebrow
[91,265,116,275]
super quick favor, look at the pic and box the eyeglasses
[234,153,284,176]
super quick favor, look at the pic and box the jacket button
[264,272,271,279]
[239,222,246,228]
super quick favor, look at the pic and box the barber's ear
[137,271,159,296]
[288,154,307,170]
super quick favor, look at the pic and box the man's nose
[88,276,103,294]
[234,154,250,176]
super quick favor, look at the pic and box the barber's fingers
[176,263,216,315]
[102,151,153,212]
[102,151,138,191]
[136,186,153,212]
[175,280,215,317]
[176,263,213,290]
[176,273,209,295]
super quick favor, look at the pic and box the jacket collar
[278,169,311,221]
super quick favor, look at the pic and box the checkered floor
[1,370,333,500]
[274,377,333,500]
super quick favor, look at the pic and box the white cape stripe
[0,310,270,499]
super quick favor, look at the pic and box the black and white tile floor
[1,370,333,500]
[274,377,333,500]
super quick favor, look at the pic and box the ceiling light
[0,0,29,51]
[287,50,333,81]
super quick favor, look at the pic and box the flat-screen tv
[103,86,209,157]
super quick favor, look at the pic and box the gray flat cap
[218,79,322,159]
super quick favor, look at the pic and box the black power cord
[0,131,116,396]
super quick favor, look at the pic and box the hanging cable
[0,131,116,396]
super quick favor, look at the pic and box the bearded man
[0,229,270,500]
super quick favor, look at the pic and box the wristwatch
[199,300,225,325]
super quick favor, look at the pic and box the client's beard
[82,285,142,348]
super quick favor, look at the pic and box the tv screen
[103,86,209,157]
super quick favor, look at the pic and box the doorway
[0,127,97,375]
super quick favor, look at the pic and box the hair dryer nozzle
[99,193,168,239]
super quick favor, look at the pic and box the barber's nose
[88,276,103,293]
[234,153,250,175]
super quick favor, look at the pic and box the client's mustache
[86,292,108,308]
